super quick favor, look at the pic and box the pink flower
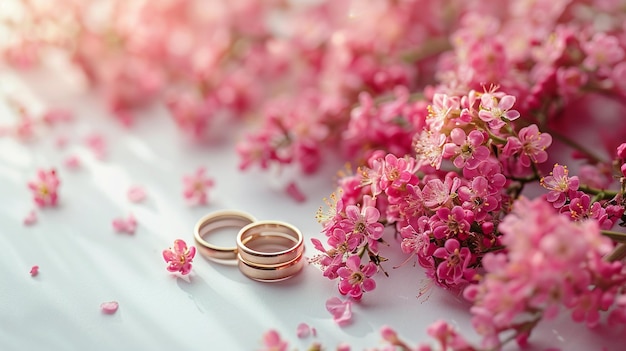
[442,128,490,170]
[162,239,196,275]
[100,301,119,315]
[413,130,446,169]
[427,93,460,132]
[23,210,37,226]
[421,175,461,210]
[433,239,473,286]
[541,164,579,208]
[337,255,377,300]
[582,32,625,69]
[260,330,288,351]
[478,93,520,130]
[430,206,472,240]
[112,214,137,234]
[378,153,418,196]
[458,176,499,221]
[325,296,353,326]
[340,203,384,254]
[27,168,60,207]
[503,124,552,167]
[30,265,39,276]
[182,167,215,206]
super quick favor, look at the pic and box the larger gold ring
[237,253,305,282]
[236,220,304,266]
[194,210,256,263]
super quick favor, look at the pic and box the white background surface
[0,64,624,350]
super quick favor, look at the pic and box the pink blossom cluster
[464,197,626,349]
[311,87,556,296]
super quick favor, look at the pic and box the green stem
[579,184,619,200]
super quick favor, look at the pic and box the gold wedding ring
[194,210,256,263]
[236,220,305,281]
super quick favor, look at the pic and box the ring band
[237,253,305,282]
[194,210,256,262]
[236,220,304,266]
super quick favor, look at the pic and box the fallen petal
[296,322,311,339]
[127,186,146,203]
[30,265,39,276]
[100,301,119,314]
[285,181,306,203]
[23,210,37,226]
[325,297,353,326]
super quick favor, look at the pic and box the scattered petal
[325,297,353,326]
[127,186,146,203]
[30,265,39,276]
[296,322,311,339]
[64,155,81,170]
[84,133,107,160]
[23,210,37,226]
[285,181,306,203]
[100,301,119,314]
[112,214,137,234]
[55,135,69,149]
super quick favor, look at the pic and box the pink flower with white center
[413,130,446,170]
[427,93,460,132]
[582,32,625,70]
[442,128,490,170]
[260,330,288,351]
[422,175,461,210]
[430,206,472,240]
[503,124,552,167]
[27,168,60,208]
[541,164,579,208]
[478,93,520,130]
[340,204,384,254]
[458,176,499,221]
[162,239,196,275]
[433,238,473,286]
[182,167,214,206]
[337,255,377,300]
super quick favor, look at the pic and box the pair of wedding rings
[193,210,305,282]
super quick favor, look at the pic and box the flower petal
[100,301,119,314]
[325,297,353,326]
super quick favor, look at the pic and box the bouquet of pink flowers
[3,0,626,349]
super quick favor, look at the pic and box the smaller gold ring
[194,210,256,263]
[236,220,304,266]
[237,253,305,282]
